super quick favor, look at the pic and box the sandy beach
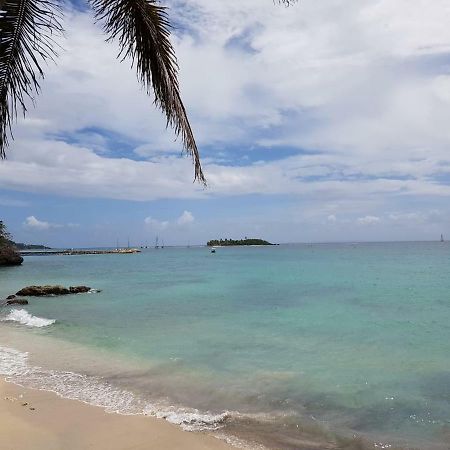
[0,379,233,450]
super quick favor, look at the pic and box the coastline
[0,378,234,450]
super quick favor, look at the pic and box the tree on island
[0,220,23,266]
[207,238,273,247]
[0,0,297,183]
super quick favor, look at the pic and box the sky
[2,0,450,247]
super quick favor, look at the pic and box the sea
[1,242,449,449]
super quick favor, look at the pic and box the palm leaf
[91,0,206,184]
[277,0,298,5]
[0,0,62,158]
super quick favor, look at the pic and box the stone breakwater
[20,249,141,256]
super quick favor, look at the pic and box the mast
[155,236,159,249]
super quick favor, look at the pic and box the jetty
[20,248,141,256]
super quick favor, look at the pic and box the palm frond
[92,0,205,184]
[277,0,298,5]
[0,0,62,158]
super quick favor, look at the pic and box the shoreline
[0,377,234,450]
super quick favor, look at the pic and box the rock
[16,285,70,296]
[0,245,23,266]
[16,285,92,296]
[6,295,16,300]
[6,298,28,305]
[69,286,91,294]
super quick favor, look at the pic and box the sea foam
[2,309,55,328]
[0,345,230,432]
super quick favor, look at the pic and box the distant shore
[0,379,231,450]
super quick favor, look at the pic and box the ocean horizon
[1,242,450,449]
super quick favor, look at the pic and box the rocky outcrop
[6,298,28,305]
[16,285,92,296]
[0,245,23,266]
[16,285,70,296]
[69,286,91,294]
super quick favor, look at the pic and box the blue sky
[2,0,450,246]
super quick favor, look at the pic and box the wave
[150,407,230,431]
[0,346,229,432]
[1,309,55,328]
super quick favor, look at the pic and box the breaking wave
[1,309,56,328]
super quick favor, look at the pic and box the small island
[207,238,273,247]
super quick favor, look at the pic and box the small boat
[211,249,216,253]
[441,234,444,242]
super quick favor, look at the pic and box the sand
[0,379,233,450]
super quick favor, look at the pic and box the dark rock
[0,245,23,266]
[6,298,28,305]
[6,295,16,300]
[16,285,92,296]
[69,286,91,294]
[16,285,70,296]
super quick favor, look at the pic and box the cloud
[23,216,61,230]
[144,211,195,231]
[357,215,381,225]
[144,216,169,230]
[177,210,195,226]
[327,214,337,223]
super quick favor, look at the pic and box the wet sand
[0,379,233,450]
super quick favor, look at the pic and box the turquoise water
[1,243,450,448]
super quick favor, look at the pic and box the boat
[441,234,444,242]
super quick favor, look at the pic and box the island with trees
[207,238,274,247]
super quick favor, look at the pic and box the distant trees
[207,238,273,247]
[0,220,23,266]
[0,220,11,245]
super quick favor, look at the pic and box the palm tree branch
[0,0,62,158]
[91,0,206,184]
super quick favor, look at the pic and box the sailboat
[441,234,444,242]
[155,236,159,249]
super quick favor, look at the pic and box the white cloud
[177,210,195,226]
[357,215,381,225]
[144,217,169,230]
[23,216,61,231]
[144,210,195,231]
[327,214,337,223]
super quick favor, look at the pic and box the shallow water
[1,243,450,448]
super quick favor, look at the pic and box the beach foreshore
[0,378,233,450]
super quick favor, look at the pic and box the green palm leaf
[0,0,62,158]
[91,0,206,184]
